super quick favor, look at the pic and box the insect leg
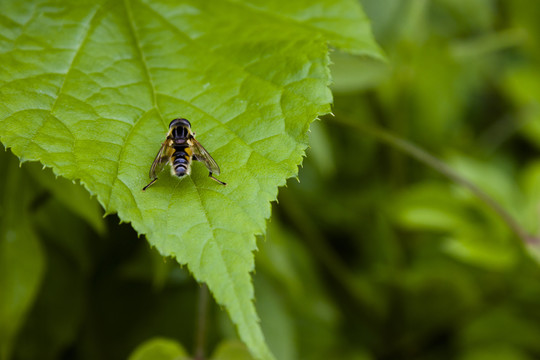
[142,178,158,191]
[208,172,226,186]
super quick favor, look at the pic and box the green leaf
[0,155,45,359]
[256,219,340,359]
[502,66,540,148]
[211,340,255,360]
[458,307,540,355]
[254,273,297,360]
[25,163,105,235]
[330,52,389,93]
[0,0,382,358]
[391,154,530,270]
[128,337,188,360]
[13,230,86,360]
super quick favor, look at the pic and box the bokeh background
[264,0,540,359]
[2,0,540,359]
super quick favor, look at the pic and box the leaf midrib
[140,0,321,110]
[120,0,268,255]
[103,0,165,209]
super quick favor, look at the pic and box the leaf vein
[104,109,149,209]
[222,0,361,47]
[21,4,103,159]
[141,1,317,107]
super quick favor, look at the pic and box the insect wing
[190,138,221,175]
[149,140,173,179]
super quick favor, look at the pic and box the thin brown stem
[332,114,538,245]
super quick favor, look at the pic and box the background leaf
[127,337,188,360]
[211,340,255,360]
[25,163,105,235]
[0,154,45,359]
[0,0,382,358]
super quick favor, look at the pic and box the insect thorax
[170,123,191,140]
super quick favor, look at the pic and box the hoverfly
[142,118,226,191]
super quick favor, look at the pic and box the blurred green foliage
[2,0,540,359]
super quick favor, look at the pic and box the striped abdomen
[170,145,192,177]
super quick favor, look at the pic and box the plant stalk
[194,283,209,360]
[332,114,538,245]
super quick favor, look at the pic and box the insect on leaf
[0,0,383,358]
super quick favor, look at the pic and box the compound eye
[169,118,191,129]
